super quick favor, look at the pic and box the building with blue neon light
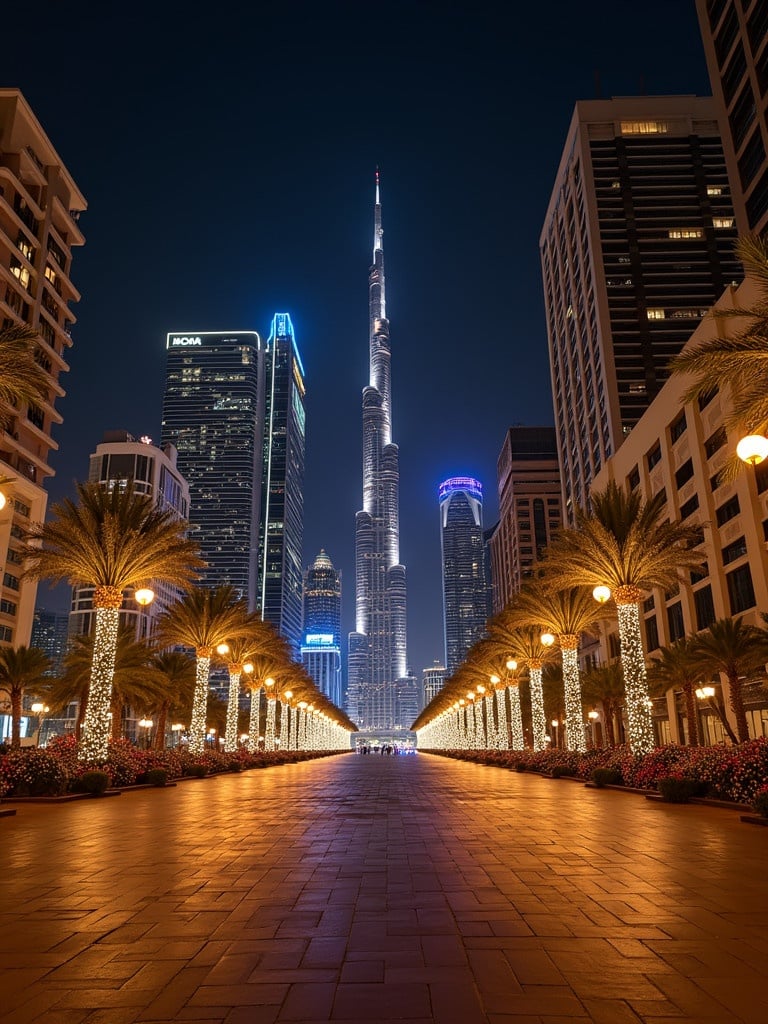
[301,550,342,708]
[439,475,491,674]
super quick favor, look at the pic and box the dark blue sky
[6,1,711,679]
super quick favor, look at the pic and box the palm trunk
[616,599,654,756]
[188,650,211,755]
[682,683,699,746]
[561,641,586,752]
[728,669,750,743]
[80,602,121,762]
[601,699,616,746]
[10,688,22,749]
[224,666,242,752]
[265,698,276,750]
[248,687,260,752]
[529,663,547,751]
[496,688,509,749]
[712,695,738,744]
[155,700,169,750]
[110,694,123,740]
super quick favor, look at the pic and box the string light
[560,636,587,753]
[616,601,655,755]
[529,661,547,751]
[224,664,242,752]
[264,695,276,751]
[508,684,524,750]
[79,604,120,762]
[248,687,261,751]
[188,648,212,754]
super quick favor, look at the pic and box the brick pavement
[1,752,766,1023]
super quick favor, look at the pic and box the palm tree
[23,480,203,761]
[580,663,625,747]
[689,616,768,743]
[0,323,51,411]
[240,637,295,750]
[0,646,51,747]
[647,637,704,746]
[155,585,252,754]
[541,480,704,755]
[505,583,606,752]
[487,619,558,750]
[149,651,196,749]
[218,621,282,752]
[670,233,768,480]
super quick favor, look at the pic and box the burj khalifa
[348,173,408,730]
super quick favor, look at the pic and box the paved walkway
[1,753,766,1024]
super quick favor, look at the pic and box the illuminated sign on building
[169,336,202,347]
[304,633,335,646]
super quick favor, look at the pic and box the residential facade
[489,427,562,612]
[540,96,741,519]
[0,89,86,649]
[696,0,768,237]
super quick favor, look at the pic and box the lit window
[668,229,704,239]
[647,308,665,320]
[629,383,647,395]
[566,304,573,318]
[611,181,621,189]
[44,265,57,284]
[620,121,670,135]
[10,258,31,290]
[713,217,734,228]
[707,186,723,196]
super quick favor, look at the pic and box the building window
[13,499,30,517]
[670,413,687,442]
[698,388,718,410]
[628,466,640,491]
[690,563,709,585]
[668,229,704,239]
[712,217,734,228]
[755,459,768,494]
[675,459,694,488]
[647,308,666,320]
[647,443,662,470]
[667,602,685,643]
[694,585,716,630]
[0,626,13,643]
[716,495,740,526]
[643,595,655,612]
[680,494,700,519]
[706,186,723,196]
[2,573,20,591]
[710,472,723,492]
[644,616,660,652]
[620,120,670,134]
[704,427,727,459]
[608,633,620,658]
[726,564,756,614]
[0,599,17,616]
[722,536,747,565]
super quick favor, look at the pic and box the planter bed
[0,807,17,816]
[740,814,768,826]
[2,790,123,803]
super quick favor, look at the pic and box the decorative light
[529,663,547,751]
[559,637,586,753]
[224,663,242,753]
[489,673,500,684]
[134,587,155,607]
[265,676,275,689]
[188,649,212,755]
[0,490,6,511]
[506,659,517,671]
[243,662,254,674]
[284,689,293,700]
[616,602,655,756]
[736,434,768,466]
[540,632,555,647]
[551,719,559,727]
[80,603,121,762]
[588,710,599,721]
[216,642,230,656]
[139,718,153,729]
[476,684,485,694]
[593,585,611,604]
[696,685,715,699]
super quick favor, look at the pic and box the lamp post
[30,702,50,746]
[138,718,153,749]
[695,685,716,744]
[592,585,611,605]
[588,709,599,748]
[551,718,559,749]
[171,722,184,748]
[736,434,768,466]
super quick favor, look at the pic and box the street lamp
[134,587,155,607]
[588,709,599,748]
[171,722,184,747]
[216,642,229,656]
[593,585,611,605]
[736,434,768,466]
[551,718,559,747]
[696,685,715,700]
[541,632,555,648]
[30,702,50,746]
[138,718,153,748]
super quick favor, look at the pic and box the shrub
[145,768,168,787]
[0,748,69,796]
[514,762,527,772]
[78,770,111,796]
[551,764,576,778]
[657,776,706,803]
[592,767,623,788]
[752,785,768,818]
[185,763,207,778]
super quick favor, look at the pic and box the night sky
[5,1,711,682]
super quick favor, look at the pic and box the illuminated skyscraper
[257,313,306,654]
[301,550,342,708]
[160,331,264,608]
[348,174,408,729]
[439,477,490,675]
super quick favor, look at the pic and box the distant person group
[357,744,400,755]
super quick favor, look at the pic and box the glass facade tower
[439,476,490,675]
[257,313,306,654]
[348,174,408,729]
[160,331,264,608]
[301,550,342,709]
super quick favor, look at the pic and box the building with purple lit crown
[348,174,409,729]
[439,477,491,675]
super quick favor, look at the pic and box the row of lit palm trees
[9,479,354,760]
[416,233,768,754]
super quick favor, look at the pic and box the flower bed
[0,737,350,799]
[425,738,768,805]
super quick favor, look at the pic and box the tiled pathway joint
[1,753,766,1023]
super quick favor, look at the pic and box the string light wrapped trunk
[248,687,261,751]
[264,697,276,750]
[188,646,212,754]
[80,586,122,762]
[224,664,242,752]
[508,684,524,750]
[496,688,509,749]
[615,586,655,755]
[559,635,587,753]
[528,660,547,750]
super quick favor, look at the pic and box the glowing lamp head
[216,642,230,656]
[243,662,254,674]
[264,676,275,688]
[134,587,155,607]
[31,702,49,714]
[736,433,768,466]
[171,722,184,731]
[593,585,611,605]
[540,632,555,647]
[283,689,293,700]
[551,719,559,727]
[476,684,485,694]
[588,710,599,720]
[506,658,517,671]
[0,489,6,511]
[298,700,308,709]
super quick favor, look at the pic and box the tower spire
[374,168,383,257]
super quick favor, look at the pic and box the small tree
[0,646,51,747]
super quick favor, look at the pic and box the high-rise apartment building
[696,0,768,236]
[301,550,342,708]
[160,331,264,608]
[0,89,86,649]
[348,174,408,729]
[257,313,305,653]
[422,661,446,709]
[68,430,190,638]
[30,608,69,675]
[439,476,490,675]
[488,427,562,612]
[540,96,741,518]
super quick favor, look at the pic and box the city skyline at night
[4,1,716,686]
